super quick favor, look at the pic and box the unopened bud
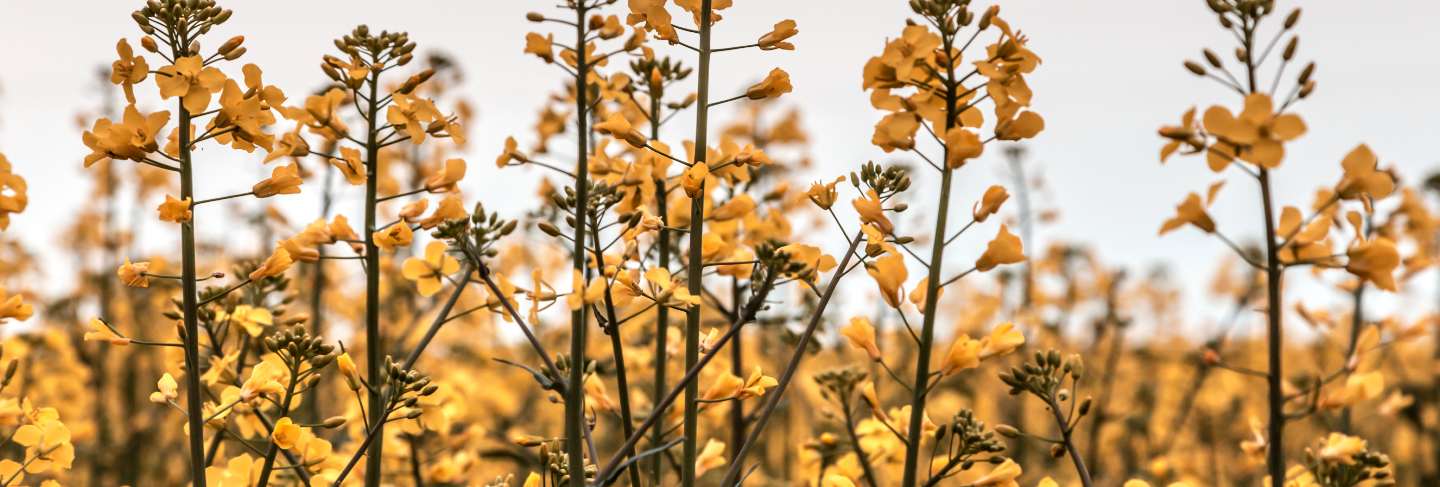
[1184,61,1206,76]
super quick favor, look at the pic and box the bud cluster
[934,409,1008,471]
[132,0,233,56]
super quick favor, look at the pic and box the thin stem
[720,233,865,485]
[362,57,387,487]
[564,4,593,486]
[176,82,210,487]
[682,3,713,486]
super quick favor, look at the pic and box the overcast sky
[2,1,1439,336]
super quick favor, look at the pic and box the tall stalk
[681,1,713,485]
[1242,15,1287,481]
[174,59,209,487]
[648,88,671,487]
[900,25,960,487]
[564,3,592,485]
[362,56,386,487]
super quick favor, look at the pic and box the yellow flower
[155,55,227,113]
[1346,237,1399,292]
[852,189,893,234]
[777,243,837,281]
[158,195,192,223]
[253,163,303,198]
[807,177,842,210]
[975,224,1024,272]
[1157,192,1215,235]
[249,247,294,281]
[567,270,608,311]
[973,458,1022,486]
[996,111,1045,141]
[205,454,259,487]
[110,38,149,103]
[973,185,1008,223]
[1158,107,1203,162]
[333,147,366,185]
[387,93,443,143]
[738,366,779,399]
[0,154,25,230]
[940,334,981,376]
[757,20,798,50]
[872,112,920,152]
[265,130,309,163]
[219,305,274,337]
[524,32,555,63]
[681,162,710,198]
[117,258,151,288]
[0,287,33,324]
[980,322,1025,359]
[694,439,727,478]
[150,373,178,403]
[425,158,468,192]
[82,104,170,167]
[1335,144,1394,205]
[628,0,679,42]
[403,241,461,297]
[337,352,361,391]
[1202,93,1306,170]
[866,251,907,308]
[596,113,647,149]
[745,68,792,100]
[14,414,74,473]
[841,317,881,361]
[1317,433,1367,464]
[643,267,700,307]
[944,127,984,168]
[83,318,130,346]
[822,475,857,487]
[271,417,302,450]
[420,194,467,229]
[373,223,415,252]
[496,136,526,167]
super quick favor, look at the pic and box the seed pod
[1282,37,1298,61]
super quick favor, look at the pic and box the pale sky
[2,0,1439,337]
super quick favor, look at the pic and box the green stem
[649,95,671,487]
[565,4,592,486]
[177,88,210,487]
[682,2,712,485]
[900,26,960,487]
[363,57,386,487]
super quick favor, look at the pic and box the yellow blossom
[841,317,881,361]
[117,258,151,288]
[253,163,303,198]
[975,224,1025,272]
[403,241,461,297]
[745,68,792,100]
[374,223,415,252]
[155,55,227,113]
[158,195,193,223]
